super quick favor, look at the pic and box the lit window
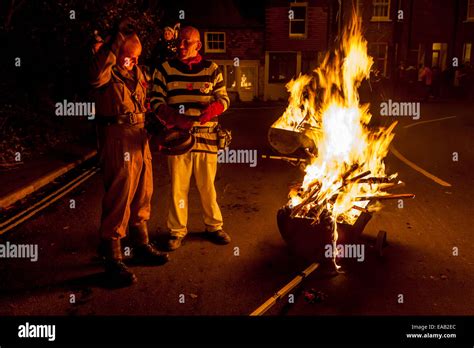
[289,2,307,38]
[463,43,472,63]
[372,0,390,21]
[204,32,225,53]
[468,0,474,19]
[432,43,448,69]
[240,67,256,90]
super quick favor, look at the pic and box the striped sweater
[150,58,230,154]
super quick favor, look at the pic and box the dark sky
[161,0,265,28]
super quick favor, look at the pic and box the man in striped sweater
[150,26,231,250]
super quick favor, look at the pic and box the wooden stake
[249,263,320,316]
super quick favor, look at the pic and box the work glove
[199,101,224,125]
[156,104,193,130]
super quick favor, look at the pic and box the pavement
[0,101,473,316]
[0,143,97,210]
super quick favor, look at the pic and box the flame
[273,16,398,247]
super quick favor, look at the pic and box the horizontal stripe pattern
[195,137,218,146]
[192,132,218,153]
[150,58,230,116]
[191,149,218,155]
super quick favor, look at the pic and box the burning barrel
[277,206,372,263]
[267,127,316,155]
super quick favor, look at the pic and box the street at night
[1,0,474,345]
[1,102,473,316]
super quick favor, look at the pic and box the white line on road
[403,116,457,129]
[390,146,452,187]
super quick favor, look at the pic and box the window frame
[369,42,388,76]
[289,2,308,39]
[268,51,298,83]
[468,0,474,20]
[204,32,226,53]
[371,0,391,21]
[463,43,472,63]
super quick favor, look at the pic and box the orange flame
[274,15,398,226]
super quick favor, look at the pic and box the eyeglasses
[179,39,199,47]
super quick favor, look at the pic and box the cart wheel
[376,230,387,256]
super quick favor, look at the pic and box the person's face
[118,45,141,71]
[164,30,174,41]
[178,30,201,60]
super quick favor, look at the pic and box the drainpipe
[452,0,459,63]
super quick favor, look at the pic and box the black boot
[129,224,170,265]
[100,239,137,288]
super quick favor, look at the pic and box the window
[269,52,297,83]
[215,60,259,101]
[463,43,472,63]
[289,2,307,38]
[372,0,390,21]
[204,32,225,53]
[240,66,256,91]
[432,43,448,69]
[369,43,388,76]
[226,65,237,89]
[468,0,474,19]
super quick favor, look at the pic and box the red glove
[156,104,193,130]
[199,101,224,125]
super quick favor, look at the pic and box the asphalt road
[0,101,473,316]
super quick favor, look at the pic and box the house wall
[201,28,265,101]
[265,3,328,51]
[264,0,329,100]
[456,0,474,64]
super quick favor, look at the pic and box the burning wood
[271,13,415,262]
[355,193,415,201]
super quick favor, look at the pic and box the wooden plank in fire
[355,193,415,201]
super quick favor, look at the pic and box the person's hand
[157,105,193,130]
[199,101,224,125]
[156,104,177,128]
[175,117,194,130]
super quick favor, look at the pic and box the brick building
[178,0,331,101]
[174,0,474,101]
[179,1,265,101]
[264,0,330,100]
[341,0,474,77]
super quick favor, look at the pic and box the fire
[273,15,398,228]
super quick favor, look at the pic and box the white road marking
[403,116,457,129]
[390,146,452,187]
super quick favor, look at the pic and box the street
[0,101,473,316]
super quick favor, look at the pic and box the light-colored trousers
[167,151,223,237]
